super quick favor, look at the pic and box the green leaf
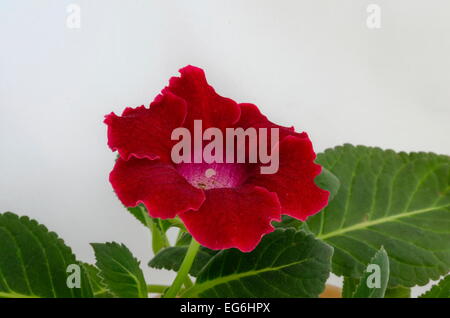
[81,264,113,298]
[175,232,194,246]
[0,212,93,298]
[127,205,151,228]
[352,247,389,298]
[91,242,147,298]
[181,229,333,298]
[342,277,359,298]
[420,275,450,298]
[149,246,216,277]
[307,144,450,287]
[127,205,173,231]
[273,215,310,231]
[384,286,410,298]
[315,167,341,202]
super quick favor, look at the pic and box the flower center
[176,162,248,190]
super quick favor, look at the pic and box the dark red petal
[163,65,240,130]
[236,103,305,141]
[247,135,329,221]
[104,92,187,162]
[110,157,205,219]
[179,185,281,252]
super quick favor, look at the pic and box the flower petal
[247,135,329,221]
[164,65,240,130]
[110,157,205,219]
[236,103,305,141]
[179,185,281,252]
[105,92,187,162]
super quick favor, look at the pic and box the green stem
[175,228,184,244]
[163,238,200,298]
[147,284,169,294]
[150,220,170,253]
[139,206,169,253]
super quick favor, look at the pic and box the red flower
[105,66,329,252]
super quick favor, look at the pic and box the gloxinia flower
[105,65,329,252]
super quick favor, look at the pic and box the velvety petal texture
[105,93,187,162]
[163,66,241,131]
[236,103,304,142]
[110,157,205,219]
[106,65,329,252]
[179,185,281,252]
[247,135,329,221]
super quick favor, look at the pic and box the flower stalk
[147,284,169,294]
[163,238,200,298]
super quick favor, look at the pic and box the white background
[1,0,449,297]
